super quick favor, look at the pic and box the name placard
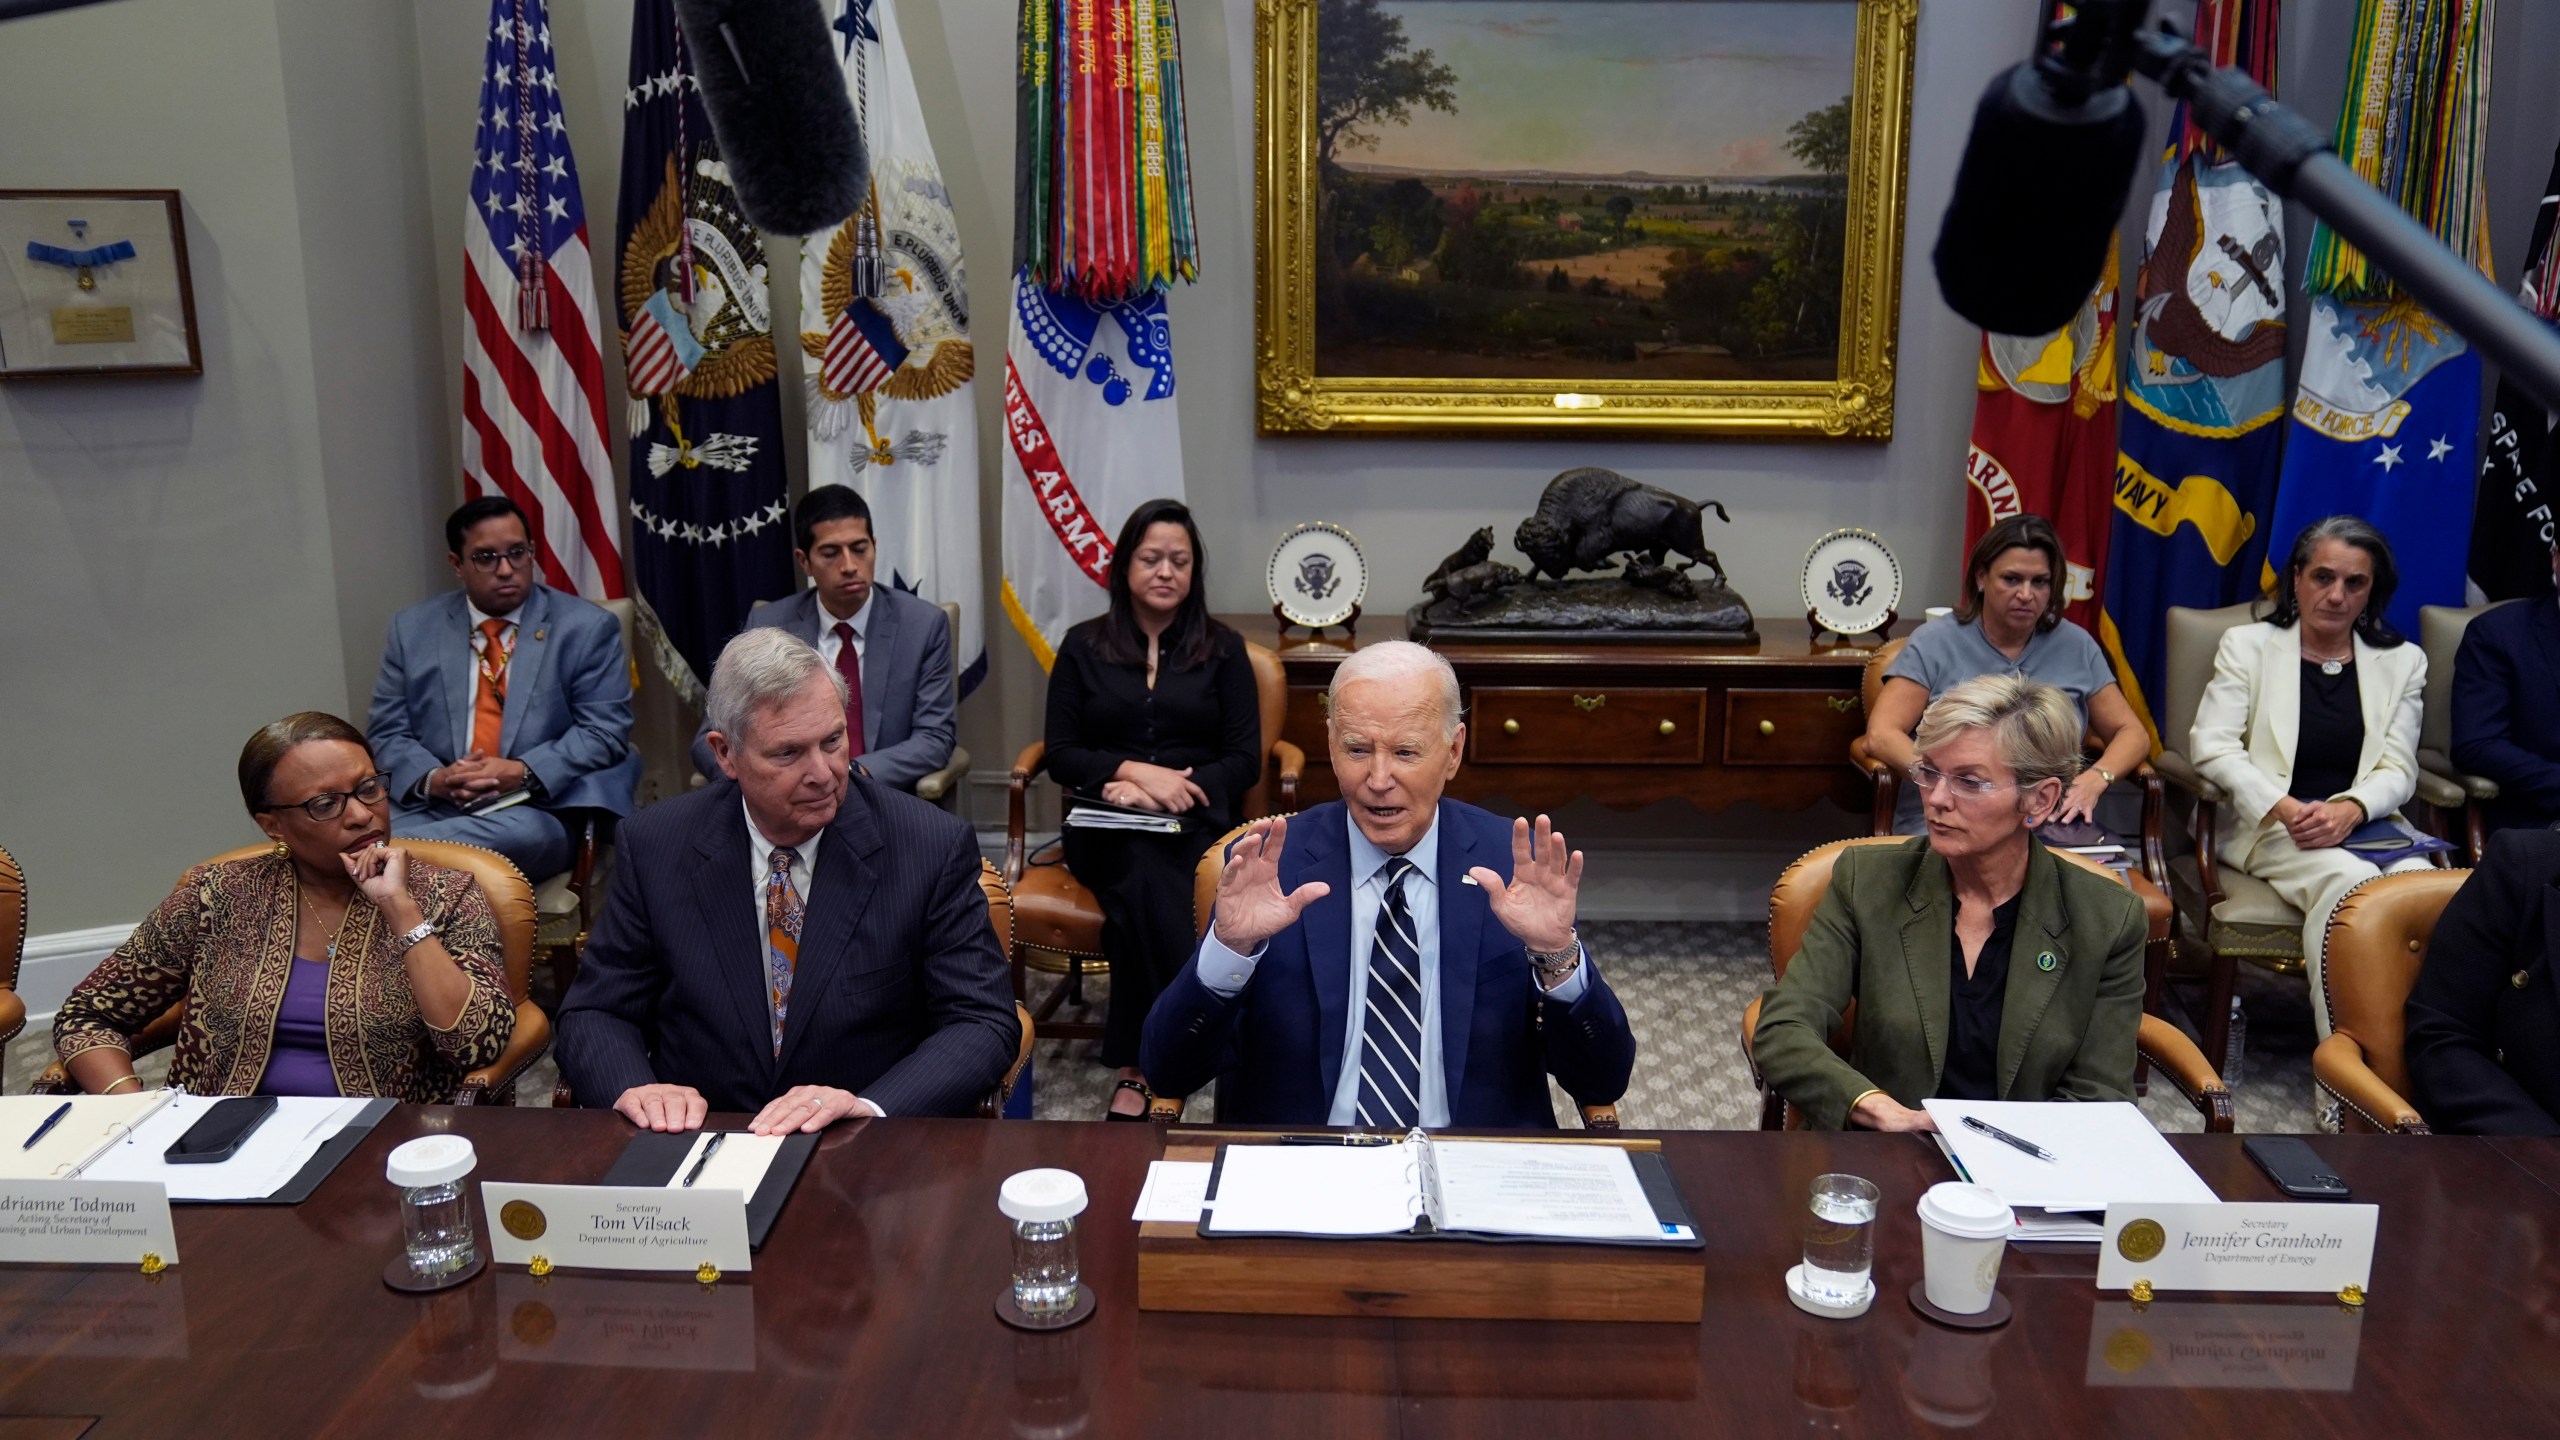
[0,1182,177,1267]
[2098,1203,2377,1296]
[480,1183,750,1275]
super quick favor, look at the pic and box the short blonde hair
[1913,674,2082,793]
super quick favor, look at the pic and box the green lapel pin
[2036,950,2059,973]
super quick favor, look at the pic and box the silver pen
[1961,1114,2058,1162]
[680,1131,727,1186]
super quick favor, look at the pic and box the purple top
[257,957,340,1097]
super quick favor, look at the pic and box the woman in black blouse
[1046,499,1261,1118]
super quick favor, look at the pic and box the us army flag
[998,270,1184,665]
[802,0,987,694]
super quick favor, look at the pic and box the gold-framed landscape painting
[1256,0,1915,437]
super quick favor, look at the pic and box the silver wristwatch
[1529,932,1581,983]
[391,920,440,955]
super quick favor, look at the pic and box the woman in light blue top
[1865,515,2149,835]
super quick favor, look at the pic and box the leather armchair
[2414,602,2518,863]
[2313,868,2471,1133]
[913,600,975,813]
[33,838,550,1103]
[1745,836,2234,1132]
[0,843,25,1053]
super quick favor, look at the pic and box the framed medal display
[0,190,202,380]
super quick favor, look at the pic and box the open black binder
[600,1131,818,1249]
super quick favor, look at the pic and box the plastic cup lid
[386,1134,477,1189]
[1916,1181,2013,1239]
[999,1168,1089,1223]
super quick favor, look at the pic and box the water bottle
[1000,1169,1087,1318]
[386,1135,480,1280]
[2221,998,2248,1088]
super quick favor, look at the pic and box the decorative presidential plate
[1802,528,1900,637]
[1268,522,1367,629]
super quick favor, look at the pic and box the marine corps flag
[1962,242,2120,633]
[2100,0,2285,749]
[1001,0,1198,666]
[802,0,989,695]
[2268,0,2494,635]
[2467,132,2560,602]
[617,0,793,703]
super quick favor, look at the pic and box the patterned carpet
[5,923,2320,1132]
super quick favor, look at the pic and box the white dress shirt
[815,590,871,675]
[742,798,882,1117]
[466,598,521,680]
[1195,811,1588,1127]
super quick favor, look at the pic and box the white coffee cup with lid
[1915,1181,2013,1315]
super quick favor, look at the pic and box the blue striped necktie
[1357,857,1425,1128]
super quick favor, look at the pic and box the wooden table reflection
[0,1109,2555,1437]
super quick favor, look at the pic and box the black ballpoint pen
[1961,1114,2058,1162]
[21,1102,71,1151]
[681,1131,727,1186]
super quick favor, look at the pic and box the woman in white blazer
[2190,515,2433,1042]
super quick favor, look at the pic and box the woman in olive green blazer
[1755,676,2148,1131]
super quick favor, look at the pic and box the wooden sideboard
[1226,613,1903,815]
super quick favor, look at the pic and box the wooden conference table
[2,1109,2557,1438]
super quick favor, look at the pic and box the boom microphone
[673,0,868,236]
[1932,63,2146,337]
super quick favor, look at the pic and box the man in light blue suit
[687,485,956,791]
[368,496,640,878]
[1143,642,1635,1128]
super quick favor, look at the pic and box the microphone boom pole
[2130,20,2560,413]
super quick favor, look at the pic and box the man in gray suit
[688,485,956,791]
[368,496,641,878]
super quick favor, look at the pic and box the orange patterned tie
[765,848,804,1055]
[470,617,513,758]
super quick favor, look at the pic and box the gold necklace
[295,879,370,962]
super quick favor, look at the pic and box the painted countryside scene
[1315,0,1860,382]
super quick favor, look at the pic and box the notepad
[1924,1099,2217,1242]
[664,1132,784,1198]
[0,1092,175,1181]
[1200,1134,1693,1245]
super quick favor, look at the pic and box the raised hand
[342,842,421,926]
[1467,814,1582,954]
[1210,816,1332,954]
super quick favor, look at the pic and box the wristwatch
[391,920,440,955]
[2093,765,2119,785]
[1529,932,1581,987]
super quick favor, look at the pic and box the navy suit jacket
[2406,827,2560,1135]
[1140,799,1637,1127]
[367,584,640,817]
[554,775,1018,1117]
[2452,596,2560,834]
[688,587,956,790]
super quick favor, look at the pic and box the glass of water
[999,1169,1088,1318]
[1802,1173,1880,1305]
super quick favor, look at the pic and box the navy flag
[616,0,793,704]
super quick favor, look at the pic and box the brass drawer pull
[1658,720,1676,736]
[1573,694,1606,712]
[1758,720,1776,737]
[1504,718,1520,735]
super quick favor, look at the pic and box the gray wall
[7,0,2560,938]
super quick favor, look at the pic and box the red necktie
[833,621,866,759]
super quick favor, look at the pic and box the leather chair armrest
[2150,750,2225,805]
[915,747,972,805]
[979,1002,1037,1119]
[456,1002,552,1106]
[2418,748,2501,801]
[1740,994,1787,1131]
[1576,1104,1620,1130]
[2411,768,2468,812]
[29,1063,74,1096]
[1847,734,1887,779]
[1005,742,1050,885]
[1146,1093,1186,1122]
[1271,740,1306,810]
[1849,738,1898,837]
[2136,1014,2235,1133]
[0,990,22,1048]
[2312,1033,2431,1134]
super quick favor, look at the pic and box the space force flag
[2467,131,2560,602]
[802,0,989,695]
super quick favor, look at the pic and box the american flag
[461,0,625,602]
[822,297,909,396]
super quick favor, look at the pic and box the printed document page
[663,1132,783,1198]
[1431,1141,1664,1240]
[0,1092,175,1180]
[1205,1143,1422,1236]
[84,1095,367,1201]
[1922,1099,2217,1213]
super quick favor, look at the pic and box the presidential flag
[1001,0,1198,666]
[616,0,794,704]
[2467,132,2560,602]
[2268,0,2493,635]
[2100,0,2285,749]
[801,0,988,695]
[1961,241,2119,632]
[459,0,624,602]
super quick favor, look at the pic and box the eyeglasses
[1908,760,2013,800]
[465,545,533,572]
[264,773,392,822]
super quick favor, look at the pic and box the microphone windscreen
[673,0,867,236]
[1932,65,2145,337]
